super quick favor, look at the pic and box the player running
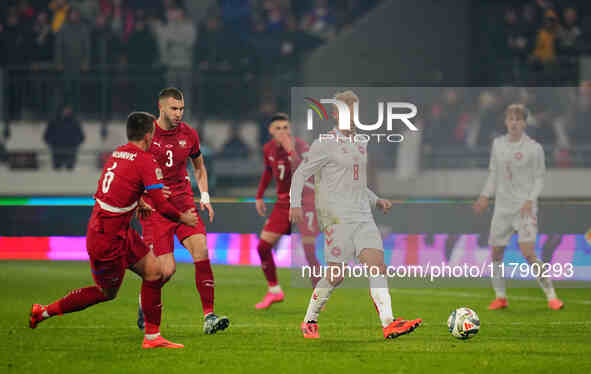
[473,103,564,311]
[254,113,321,309]
[29,112,198,349]
[290,90,422,339]
[136,88,229,334]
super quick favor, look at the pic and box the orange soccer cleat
[548,298,564,310]
[488,298,508,310]
[29,304,46,329]
[301,322,319,339]
[142,336,184,349]
[383,317,422,339]
[255,291,284,309]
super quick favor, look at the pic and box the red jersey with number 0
[262,138,314,203]
[148,121,201,197]
[90,142,164,235]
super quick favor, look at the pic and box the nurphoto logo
[304,97,419,144]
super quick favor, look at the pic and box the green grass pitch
[1,261,590,373]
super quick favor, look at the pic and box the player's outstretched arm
[191,154,214,223]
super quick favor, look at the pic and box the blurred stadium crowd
[1,0,591,185]
[421,84,591,169]
[475,0,591,84]
[0,0,378,122]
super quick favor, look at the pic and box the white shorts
[489,208,538,247]
[324,221,384,263]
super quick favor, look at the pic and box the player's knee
[161,265,176,282]
[328,275,344,287]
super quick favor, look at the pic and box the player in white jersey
[290,90,422,339]
[473,104,564,310]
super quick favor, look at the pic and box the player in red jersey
[254,113,321,309]
[136,88,229,334]
[29,112,198,349]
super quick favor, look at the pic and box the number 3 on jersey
[102,162,118,193]
[165,150,173,167]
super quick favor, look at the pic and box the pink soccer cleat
[488,298,508,310]
[142,336,184,349]
[383,317,422,339]
[255,291,284,309]
[301,322,319,339]
[548,298,564,310]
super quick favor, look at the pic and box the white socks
[491,260,507,299]
[369,275,394,328]
[269,284,282,294]
[144,332,161,340]
[532,259,557,300]
[304,278,335,322]
[492,259,558,300]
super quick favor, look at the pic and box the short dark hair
[158,87,183,102]
[268,112,289,127]
[127,112,155,141]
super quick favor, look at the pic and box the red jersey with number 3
[90,142,165,235]
[263,138,314,204]
[148,121,201,197]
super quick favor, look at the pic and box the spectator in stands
[530,9,561,81]
[218,0,252,39]
[424,88,470,149]
[499,7,531,81]
[73,0,100,24]
[127,10,159,68]
[278,14,323,72]
[557,7,583,57]
[55,7,91,112]
[531,0,555,26]
[262,0,287,33]
[466,90,503,151]
[108,0,135,42]
[0,7,28,68]
[155,7,196,115]
[31,11,55,68]
[218,125,250,159]
[195,12,230,72]
[43,104,85,171]
[49,0,71,33]
[17,0,36,28]
[300,0,336,40]
[557,7,583,83]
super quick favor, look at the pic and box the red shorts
[263,201,319,237]
[141,193,206,257]
[86,226,149,290]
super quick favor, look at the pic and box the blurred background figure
[54,7,90,113]
[43,104,85,171]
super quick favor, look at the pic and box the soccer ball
[447,307,480,340]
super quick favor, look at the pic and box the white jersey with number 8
[290,129,379,229]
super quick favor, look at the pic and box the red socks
[194,259,215,316]
[46,286,109,316]
[257,239,278,287]
[141,279,163,335]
